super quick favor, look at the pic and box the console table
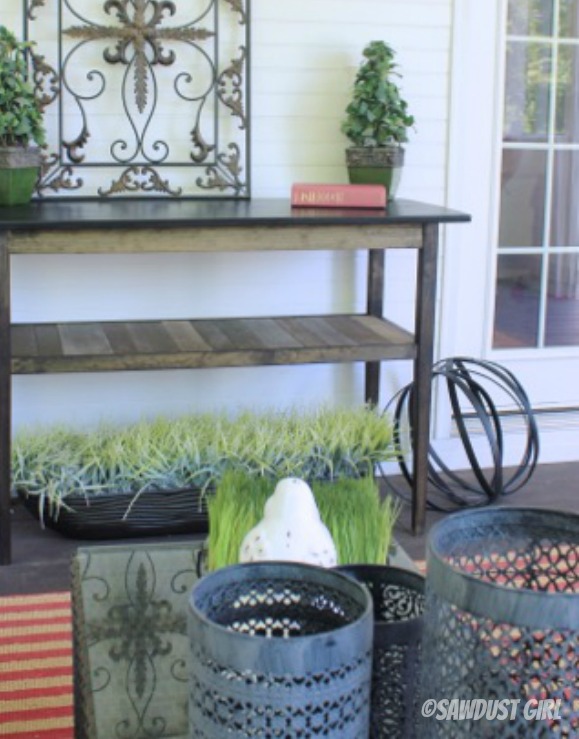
[0,199,470,565]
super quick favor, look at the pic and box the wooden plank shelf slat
[11,315,415,374]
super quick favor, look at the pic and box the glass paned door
[494,0,579,348]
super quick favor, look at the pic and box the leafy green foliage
[207,470,400,570]
[0,25,46,148]
[342,40,414,148]
[12,405,395,514]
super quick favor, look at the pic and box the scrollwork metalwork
[98,164,182,196]
[25,0,250,198]
[76,546,198,738]
[197,142,244,195]
[26,0,46,20]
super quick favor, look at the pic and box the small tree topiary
[0,25,46,148]
[342,40,414,148]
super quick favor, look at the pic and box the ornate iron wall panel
[25,0,250,199]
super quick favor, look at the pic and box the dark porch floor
[1,460,578,595]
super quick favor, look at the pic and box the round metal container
[421,507,579,737]
[188,561,373,737]
[339,565,425,738]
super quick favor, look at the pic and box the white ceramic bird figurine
[239,477,338,567]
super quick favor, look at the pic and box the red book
[291,183,387,209]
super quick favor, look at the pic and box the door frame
[436,0,579,466]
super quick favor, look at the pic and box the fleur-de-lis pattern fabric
[72,540,205,739]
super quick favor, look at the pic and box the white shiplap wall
[5,0,453,429]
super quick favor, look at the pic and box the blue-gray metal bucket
[188,561,373,737]
[338,565,425,738]
[421,507,579,737]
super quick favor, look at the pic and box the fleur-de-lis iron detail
[25,0,250,198]
[64,0,214,113]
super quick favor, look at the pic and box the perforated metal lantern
[188,562,373,738]
[339,565,426,739]
[421,508,579,738]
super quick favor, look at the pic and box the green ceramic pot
[346,145,405,199]
[0,146,41,206]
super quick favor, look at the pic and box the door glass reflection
[508,0,554,36]
[504,41,551,142]
[499,150,547,247]
[551,151,579,246]
[555,45,579,142]
[545,253,579,344]
[494,254,542,348]
[559,0,579,37]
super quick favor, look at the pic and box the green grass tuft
[12,405,396,513]
[207,470,400,570]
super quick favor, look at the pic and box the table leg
[412,223,439,534]
[365,249,385,405]
[0,234,11,565]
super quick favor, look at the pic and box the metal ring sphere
[385,357,540,511]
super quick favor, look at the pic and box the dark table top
[0,198,471,232]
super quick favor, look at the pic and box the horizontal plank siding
[5,1,454,430]
[251,0,452,200]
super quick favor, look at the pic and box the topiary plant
[342,40,414,148]
[342,41,414,197]
[0,25,46,149]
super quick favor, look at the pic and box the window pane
[551,151,579,245]
[545,253,579,344]
[559,0,579,37]
[508,0,554,36]
[504,42,552,141]
[555,45,579,142]
[499,150,547,246]
[494,255,542,348]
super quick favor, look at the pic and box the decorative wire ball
[385,357,539,511]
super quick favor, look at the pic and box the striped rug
[0,592,73,739]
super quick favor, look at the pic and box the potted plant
[12,405,396,538]
[0,25,46,206]
[342,40,414,198]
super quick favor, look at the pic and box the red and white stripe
[0,593,73,738]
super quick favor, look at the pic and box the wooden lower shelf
[11,314,415,373]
